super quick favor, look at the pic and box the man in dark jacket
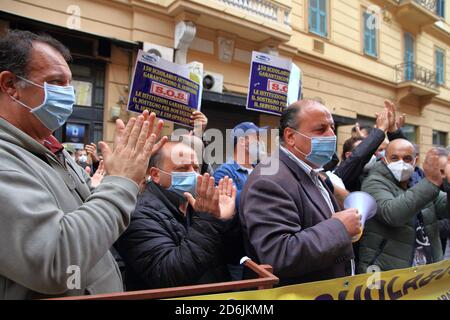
[334,100,406,192]
[117,137,237,290]
[358,140,449,273]
[240,100,361,286]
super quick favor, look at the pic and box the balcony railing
[217,0,291,27]
[395,62,439,90]
[396,0,438,14]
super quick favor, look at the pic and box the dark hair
[148,142,167,169]
[0,29,72,78]
[342,137,363,160]
[279,103,302,141]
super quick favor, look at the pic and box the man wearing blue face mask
[0,30,166,299]
[117,136,237,290]
[240,100,361,285]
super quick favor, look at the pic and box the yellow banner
[179,259,450,300]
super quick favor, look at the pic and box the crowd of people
[0,30,449,299]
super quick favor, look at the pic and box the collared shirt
[238,164,253,175]
[214,161,253,191]
[43,135,64,154]
[213,161,254,211]
[280,146,335,214]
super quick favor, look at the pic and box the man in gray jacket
[0,30,165,299]
[358,140,449,273]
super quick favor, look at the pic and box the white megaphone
[343,191,377,242]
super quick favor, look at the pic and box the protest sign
[128,50,202,127]
[246,51,302,116]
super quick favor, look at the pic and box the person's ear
[284,128,296,147]
[149,167,160,184]
[0,71,19,97]
[345,152,352,159]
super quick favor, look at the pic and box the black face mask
[323,152,340,172]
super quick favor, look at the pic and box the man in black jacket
[334,100,407,192]
[117,137,237,290]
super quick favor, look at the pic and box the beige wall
[1,0,449,154]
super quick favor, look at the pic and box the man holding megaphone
[358,139,449,273]
[240,100,361,286]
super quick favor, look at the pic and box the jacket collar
[278,148,339,219]
[0,118,61,161]
[145,181,187,222]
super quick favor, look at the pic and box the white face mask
[387,159,415,182]
[78,155,88,163]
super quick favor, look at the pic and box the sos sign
[150,81,190,105]
[267,79,288,95]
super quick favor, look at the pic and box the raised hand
[190,111,208,137]
[384,100,405,132]
[216,176,237,220]
[354,122,363,138]
[98,110,167,185]
[375,110,389,132]
[184,173,219,216]
[423,148,443,187]
[184,174,236,220]
[91,160,106,188]
[85,143,100,163]
[396,113,406,130]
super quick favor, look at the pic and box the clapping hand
[384,100,406,132]
[184,173,236,220]
[98,110,167,185]
[91,160,106,188]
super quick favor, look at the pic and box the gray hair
[434,147,449,158]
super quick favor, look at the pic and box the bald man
[358,139,449,273]
[240,100,360,285]
[117,137,237,290]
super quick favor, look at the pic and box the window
[402,125,418,143]
[433,130,448,147]
[404,33,415,81]
[437,0,445,18]
[363,11,377,57]
[309,0,328,37]
[436,48,445,86]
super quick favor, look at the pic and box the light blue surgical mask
[376,150,386,160]
[292,129,336,168]
[9,76,75,131]
[161,169,198,197]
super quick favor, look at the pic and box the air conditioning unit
[203,71,224,93]
[143,42,174,62]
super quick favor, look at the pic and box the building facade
[1,0,449,159]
